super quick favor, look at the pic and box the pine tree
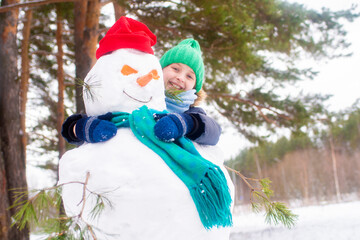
[0,0,29,239]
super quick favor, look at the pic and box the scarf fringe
[190,167,233,229]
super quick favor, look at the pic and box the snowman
[58,17,234,240]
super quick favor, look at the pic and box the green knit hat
[160,38,204,92]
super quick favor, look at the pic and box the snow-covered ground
[231,201,360,240]
[31,200,360,239]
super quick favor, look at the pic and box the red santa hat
[96,16,157,59]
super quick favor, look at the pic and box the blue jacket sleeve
[61,113,87,146]
[184,107,222,145]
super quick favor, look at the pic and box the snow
[31,200,360,240]
[230,201,360,240]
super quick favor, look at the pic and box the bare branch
[79,172,90,218]
[211,92,292,124]
[31,50,56,56]
[224,165,256,191]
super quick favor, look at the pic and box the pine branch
[10,172,113,239]
[164,89,184,103]
[224,165,298,228]
[76,77,101,103]
[0,0,79,13]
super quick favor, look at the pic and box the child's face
[163,63,196,91]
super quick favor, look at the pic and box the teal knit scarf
[111,105,232,229]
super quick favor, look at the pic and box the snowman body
[58,49,234,239]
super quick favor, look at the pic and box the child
[62,39,221,146]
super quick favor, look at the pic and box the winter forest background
[1,0,360,239]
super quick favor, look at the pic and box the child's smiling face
[163,63,196,91]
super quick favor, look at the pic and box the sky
[289,0,360,111]
[218,0,360,159]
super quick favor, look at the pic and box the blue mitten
[75,112,117,143]
[154,113,194,142]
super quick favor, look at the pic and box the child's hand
[75,113,118,143]
[154,113,194,142]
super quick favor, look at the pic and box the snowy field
[231,201,360,240]
[31,200,360,239]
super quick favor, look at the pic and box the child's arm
[184,107,221,145]
[153,107,221,145]
[61,113,117,145]
[61,114,87,145]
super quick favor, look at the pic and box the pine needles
[76,76,101,102]
[225,166,298,228]
[11,165,297,238]
[10,172,111,239]
[165,89,184,103]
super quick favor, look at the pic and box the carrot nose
[136,69,160,87]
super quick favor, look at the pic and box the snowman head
[83,17,166,115]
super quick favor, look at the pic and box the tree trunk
[0,142,10,240]
[280,165,288,200]
[301,151,309,203]
[253,151,263,179]
[20,9,32,161]
[229,162,238,205]
[74,0,100,114]
[0,0,29,239]
[329,136,341,202]
[113,0,125,20]
[56,5,65,158]
[55,7,68,235]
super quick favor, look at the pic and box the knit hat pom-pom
[179,39,201,52]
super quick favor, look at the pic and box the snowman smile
[123,90,152,103]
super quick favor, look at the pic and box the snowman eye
[121,65,138,76]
